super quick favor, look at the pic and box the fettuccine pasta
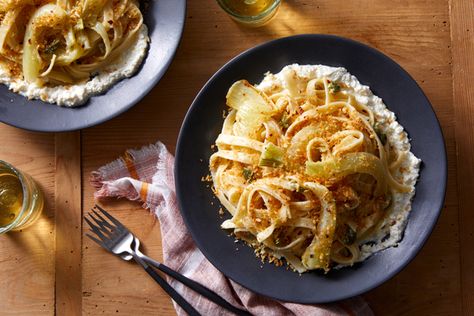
[209,65,420,273]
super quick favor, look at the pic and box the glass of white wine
[216,0,281,27]
[0,160,43,234]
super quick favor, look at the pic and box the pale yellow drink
[217,0,281,27]
[0,161,43,233]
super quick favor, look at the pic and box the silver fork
[85,204,251,316]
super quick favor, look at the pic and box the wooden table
[1,0,473,314]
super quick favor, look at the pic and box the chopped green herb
[242,168,254,182]
[375,129,387,145]
[279,112,290,129]
[373,123,388,145]
[328,82,341,94]
[341,224,357,245]
[44,39,61,55]
[296,185,305,193]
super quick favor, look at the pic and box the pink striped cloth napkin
[91,141,373,316]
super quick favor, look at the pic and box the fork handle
[142,256,252,316]
[136,259,201,316]
[156,263,252,316]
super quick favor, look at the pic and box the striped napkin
[91,141,373,316]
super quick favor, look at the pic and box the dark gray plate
[175,35,447,303]
[0,0,186,132]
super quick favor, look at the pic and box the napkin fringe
[90,160,126,191]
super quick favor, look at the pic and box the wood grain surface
[0,0,472,314]
[450,0,474,313]
[55,132,82,315]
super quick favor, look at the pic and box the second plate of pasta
[0,0,186,131]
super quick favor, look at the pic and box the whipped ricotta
[0,24,149,107]
[258,64,421,264]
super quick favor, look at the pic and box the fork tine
[88,211,114,235]
[91,209,115,230]
[94,204,125,229]
[84,216,108,242]
[86,233,104,247]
